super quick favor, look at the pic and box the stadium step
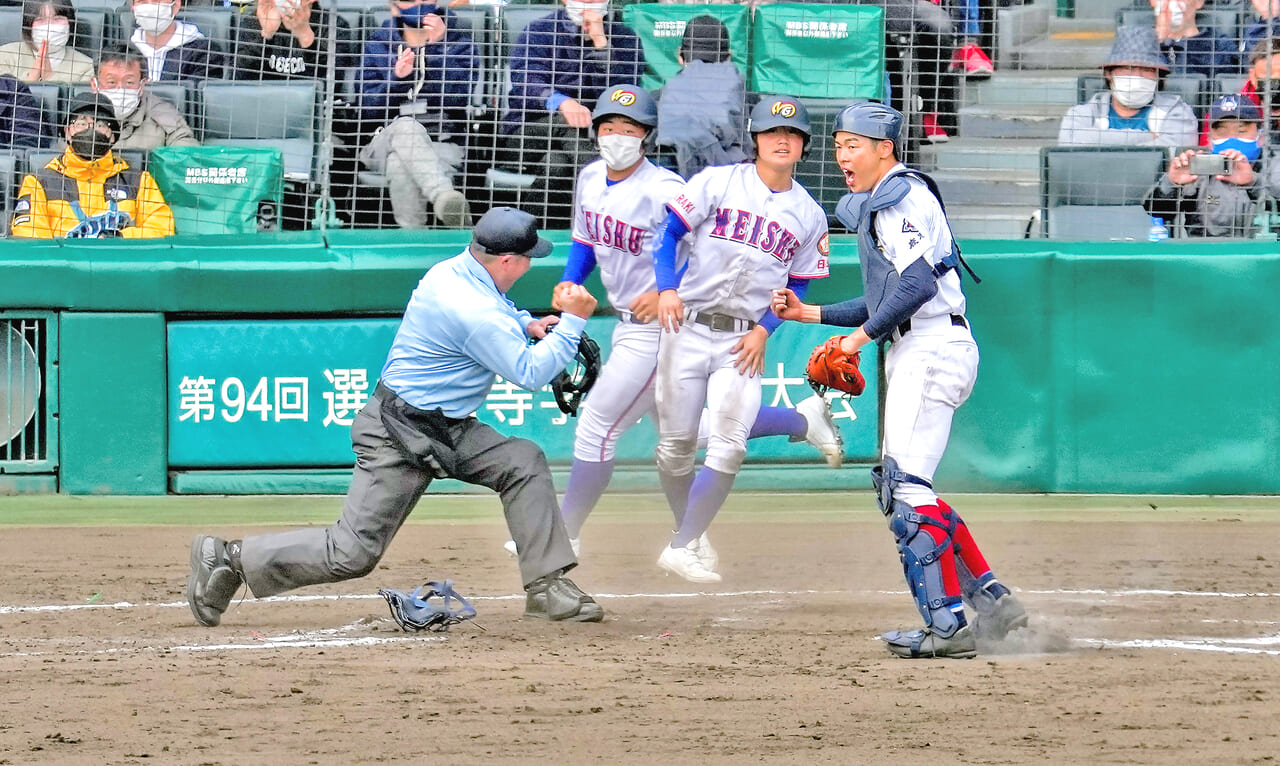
[959,103,1066,139]
[920,138,1045,173]
[932,168,1040,206]
[968,70,1082,107]
[1006,31,1114,71]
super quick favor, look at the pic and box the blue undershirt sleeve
[758,276,810,335]
[819,297,870,328]
[860,257,939,340]
[562,240,597,285]
[654,209,690,292]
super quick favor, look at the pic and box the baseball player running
[773,102,1027,658]
[504,85,844,563]
[652,95,830,584]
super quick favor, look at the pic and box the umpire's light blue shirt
[380,249,586,418]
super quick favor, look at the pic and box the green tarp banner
[148,146,283,235]
[622,3,750,90]
[750,4,885,100]
[166,318,880,468]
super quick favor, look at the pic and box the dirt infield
[1,493,1278,765]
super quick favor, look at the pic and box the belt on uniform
[894,314,967,340]
[688,311,755,333]
[614,309,649,325]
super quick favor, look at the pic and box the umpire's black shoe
[523,573,604,622]
[186,535,243,627]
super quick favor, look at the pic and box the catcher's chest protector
[836,174,914,318]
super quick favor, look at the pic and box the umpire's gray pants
[239,393,577,596]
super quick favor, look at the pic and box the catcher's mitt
[378,580,476,632]
[551,331,601,417]
[806,335,866,397]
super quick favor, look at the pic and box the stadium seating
[1114,9,1243,40]
[199,80,317,182]
[25,83,61,140]
[0,151,17,236]
[1076,73,1208,111]
[1041,146,1169,240]
[0,9,25,47]
[1213,72,1248,97]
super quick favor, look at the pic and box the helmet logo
[611,90,637,107]
[771,101,797,118]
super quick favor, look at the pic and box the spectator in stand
[91,46,196,151]
[501,0,644,225]
[1242,0,1278,53]
[234,0,358,80]
[129,0,224,81]
[1058,26,1197,146]
[1152,0,1240,79]
[655,14,748,179]
[355,0,479,229]
[0,74,48,149]
[11,92,174,239]
[1242,36,1280,141]
[948,0,996,81]
[1147,95,1280,236]
[0,0,94,84]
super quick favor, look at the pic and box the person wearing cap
[353,0,479,229]
[1147,94,1280,237]
[654,14,749,179]
[1151,0,1240,79]
[10,91,174,238]
[772,101,1027,659]
[185,206,610,628]
[1058,25,1197,147]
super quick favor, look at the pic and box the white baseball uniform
[568,156,685,462]
[656,163,829,476]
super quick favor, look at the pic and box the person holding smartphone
[1146,95,1280,237]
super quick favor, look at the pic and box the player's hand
[732,325,769,377]
[582,9,608,48]
[526,314,560,340]
[628,290,659,323]
[393,46,414,79]
[557,283,598,319]
[1167,149,1198,185]
[1217,148,1256,186]
[771,288,819,323]
[657,289,683,333]
[550,280,576,312]
[559,99,593,129]
[840,328,871,356]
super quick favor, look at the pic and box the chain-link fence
[0,0,1275,240]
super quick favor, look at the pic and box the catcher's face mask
[551,332,601,417]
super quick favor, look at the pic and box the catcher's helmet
[592,84,658,131]
[833,101,904,155]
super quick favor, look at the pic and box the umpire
[187,207,605,625]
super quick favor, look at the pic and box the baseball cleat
[523,573,604,622]
[504,537,580,558]
[186,535,243,627]
[690,531,719,572]
[881,624,977,659]
[658,544,722,583]
[796,395,843,468]
[971,593,1029,641]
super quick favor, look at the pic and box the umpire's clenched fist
[556,282,598,319]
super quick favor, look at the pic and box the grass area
[0,492,1277,526]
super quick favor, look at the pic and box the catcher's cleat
[971,593,1029,641]
[690,531,718,572]
[503,537,579,558]
[795,395,843,468]
[523,573,604,622]
[657,543,722,584]
[186,535,243,627]
[881,624,977,659]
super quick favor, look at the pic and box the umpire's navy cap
[472,206,553,258]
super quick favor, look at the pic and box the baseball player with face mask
[651,95,831,584]
[502,85,844,562]
[773,102,1027,658]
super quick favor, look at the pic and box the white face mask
[598,133,643,171]
[564,0,607,26]
[134,2,176,35]
[100,86,142,119]
[1111,75,1157,109]
[31,20,71,53]
[1158,0,1186,30]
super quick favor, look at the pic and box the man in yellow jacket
[10,92,174,238]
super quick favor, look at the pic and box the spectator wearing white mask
[1058,25,1197,147]
[90,45,197,151]
[0,0,94,84]
[128,0,224,81]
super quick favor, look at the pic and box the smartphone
[1189,153,1230,177]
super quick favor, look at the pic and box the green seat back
[621,3,749,91]
[750,3,885,101]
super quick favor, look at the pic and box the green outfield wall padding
[59,313,166,495]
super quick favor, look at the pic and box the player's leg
[695,398,842,467]
[947,499,1029,640]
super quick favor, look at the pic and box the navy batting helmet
[748,95,812,140]
[833,101,904,154]
[592,84,658,131]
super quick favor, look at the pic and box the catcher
[773,101,1027,659]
